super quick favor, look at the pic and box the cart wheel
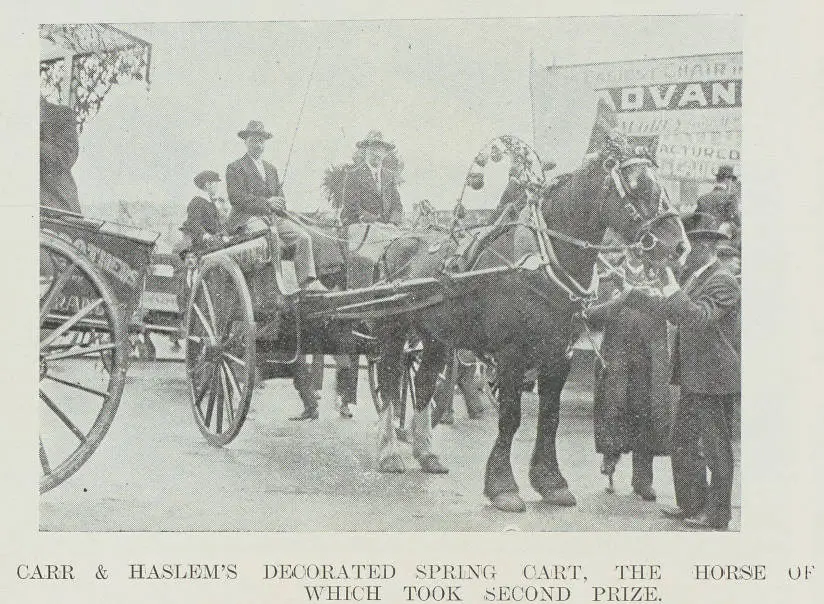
[185,254,255,446]
[39,232,127,494]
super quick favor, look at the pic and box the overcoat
[695,185,739,226]
[339,163,402,227]
[180,196,224,248]
[586,286,672,456]
[40,98,80,213]
[224,154,284,233]
[666,260,741,395]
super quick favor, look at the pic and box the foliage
[39,24,151,132]
[321,149,405,209]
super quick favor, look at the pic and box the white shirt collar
[250,155,266,179]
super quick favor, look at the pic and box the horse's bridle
[606,156,680,254]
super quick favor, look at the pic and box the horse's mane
[545,156,606,235]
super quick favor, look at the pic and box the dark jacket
[586,288,672,455]
[40,98,80,213]
[666,259,741,395]
[339,163,402,227]
[180,196,224,248]
[225,154,283,233]
[695,184,739,226]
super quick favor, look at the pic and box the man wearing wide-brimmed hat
[225,120,326,293]
[225,120,325,420]
[334,130,404,420]
[652,212,741,531]
[339,130,403,227]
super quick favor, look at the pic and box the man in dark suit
[225,120,325,292]
[335,130,403,418]
[695,164,740,227]
[225,120,324,421]
[40,95,80,213]
[339,130,403,227]
[656,212,741,531]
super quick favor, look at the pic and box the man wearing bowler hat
[225,120,326,292]
[653,212,741,530]
[226,120,325,420]
[696,164,740,227]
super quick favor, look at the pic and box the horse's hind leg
[529,359,577,506]
[410,338,448,474]
[484,349,526,512]
[374,323,406,473]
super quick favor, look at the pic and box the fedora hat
[193,170,221,190]
[681,212,731,241]
[238,120,273,140]
[356,130,395,151]
[714,164,737,181]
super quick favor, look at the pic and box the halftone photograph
[38,16,741,531]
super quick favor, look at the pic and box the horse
[369,141,689,512]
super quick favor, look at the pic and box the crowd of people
[41,102,741,530]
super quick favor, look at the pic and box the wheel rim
[186,256,254,446]
[39,232,127,493]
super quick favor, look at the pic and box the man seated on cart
[225,120,325,420]
[40,95,80,214]
[225,120,327,292]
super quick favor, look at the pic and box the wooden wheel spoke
[39,437,52,475]
[200,280,219,328]
[193,362,216,412]
[222,350,246,368]
[215,370,224,434]
[44,374,109,398]
[191,302,217,343]
[219,364,234,423]
[222,359,242,401]
[204,372,218,427]
[39,259,78,326]
[40,298,105,349]
[44,342,116,362]
[40,390,87,443]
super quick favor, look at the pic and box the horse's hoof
[540,487,577,507]
[417,454,449,474]
[490,492,526,513]
[378,454,406,474]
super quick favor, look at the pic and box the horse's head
[597,141,690,269]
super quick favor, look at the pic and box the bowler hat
[715,164,737,181]
[356,130,395,151]
[681,212,731,241]
[194,170,221,190]
[238,120,273,140]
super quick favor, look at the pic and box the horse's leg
[410,338,449,474]
[529,358,577,506]
[375,323,406,473]
[484,348,526,512]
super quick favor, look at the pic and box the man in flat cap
[654,212,741,531]
[40,95,80,214]
[225,120,326,292]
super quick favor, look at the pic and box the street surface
[40,350,741,532]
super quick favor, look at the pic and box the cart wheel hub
[204,344,223,363]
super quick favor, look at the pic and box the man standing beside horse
[334,130,403,419]
[655,212,741,531]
